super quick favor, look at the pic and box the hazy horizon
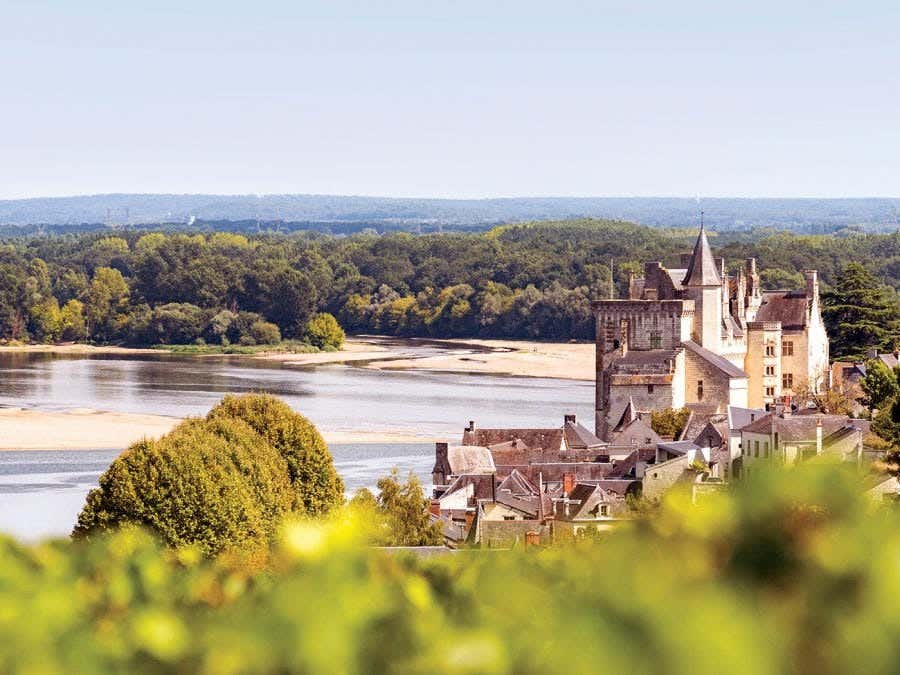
[3,1,899,200]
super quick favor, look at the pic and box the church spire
[683,216,721,287]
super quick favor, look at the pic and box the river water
[0,340,593,539]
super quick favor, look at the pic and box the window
[782,340,794,356]
[765,365,775,376]
[764,441,769,458]
[600,505,609,517]
[649,331,662,349]
[647,384,654,393]
[782,373,793,389]
[754,440,760,457]
[765,386,775,397]
[503,516,516,521]
[765,343,776,357]
[697,380,704,400]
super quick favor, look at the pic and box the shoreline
[0,336,596,381]
[0,408,436,452]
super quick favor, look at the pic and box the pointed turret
[683,223,721,287]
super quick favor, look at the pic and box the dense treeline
[0,219,897,345]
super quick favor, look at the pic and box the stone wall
[684,348,735,410]
[642,455,692,501]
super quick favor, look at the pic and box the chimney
[563,472,576,496]
[428,499,441,517]
[804,270,819,304]
[433,442,449,485]
[564,413,576,425]
[816,419,823,454]
[619,319,629,356]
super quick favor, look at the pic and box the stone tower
[683,223,722,352]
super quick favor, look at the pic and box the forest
[0,219,897,355]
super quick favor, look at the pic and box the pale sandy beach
[357,338,594,381]
[0,408,435,451]
[261,337,596,381]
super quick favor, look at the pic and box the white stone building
[593,225,829,440]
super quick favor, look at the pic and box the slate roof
[755,291,810,329]
[609,447,657,478]
[682,340,748,379]
[560,483,618,521]
[610,349,681,372]
[728,406,766,433]
[613,397,640,431]
[657,440,702,456]
[563,420,606,449]
[683,225,721,287]
[608,417,662,447]
[740,413,859,442]
[441,473,496,501]
[663,268,688,292]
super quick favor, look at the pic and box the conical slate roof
[683,224,721,287]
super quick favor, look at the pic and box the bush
[206,394,344,515]
[10,463,900,673]
[650,407,691,439]
[74,416,295,554]
[250,320,281,345]
[305,312,346,349]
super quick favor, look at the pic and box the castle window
[647,384,654,393]
[754,440,759,457]
[697,380,704,400]
[765,365,775,376]
[765,343,776,357]
[649,331,661,349]
[600,505,609,517]
[782,340,794,356]
[783,373,793,389]
[765,386,775,397]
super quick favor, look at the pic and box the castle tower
[683,223,722,352]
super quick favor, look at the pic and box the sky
[1,0,899,199]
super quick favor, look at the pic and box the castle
[593,225,829,440]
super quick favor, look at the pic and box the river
[0,340,593,539]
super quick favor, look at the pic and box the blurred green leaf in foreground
[3,460,900,674]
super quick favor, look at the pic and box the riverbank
[261,337,595,381]
[0,337,596,381]
[0,408,436,451]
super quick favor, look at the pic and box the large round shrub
[206,394,344,515]
[304,312,346,349]
[74,416,296,554]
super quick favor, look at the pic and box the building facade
[593,225,828,440]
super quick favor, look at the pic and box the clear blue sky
[2,0,898,199]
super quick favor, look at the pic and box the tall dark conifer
[822,263,900,359]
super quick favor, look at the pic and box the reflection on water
[0,348,593,438]
[0,444,434,540]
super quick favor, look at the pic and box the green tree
[73,415,295,554]
[823,263,900,359]
[59,299,87,341]
[860,359,900,411]
[27,297,61,342]
[874,397,900,450]
[86,267,130,342]
[206,394,344,515]
[305,312,346,349]
[650,407,691,439]
[355,469,443,546]
[249,320,281,345]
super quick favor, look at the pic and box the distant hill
[0,194,898,234]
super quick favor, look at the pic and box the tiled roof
[755,291,810,329]
[446,445,495,475]
[682,340,748,379]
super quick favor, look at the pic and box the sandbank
[0,408,435,451]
